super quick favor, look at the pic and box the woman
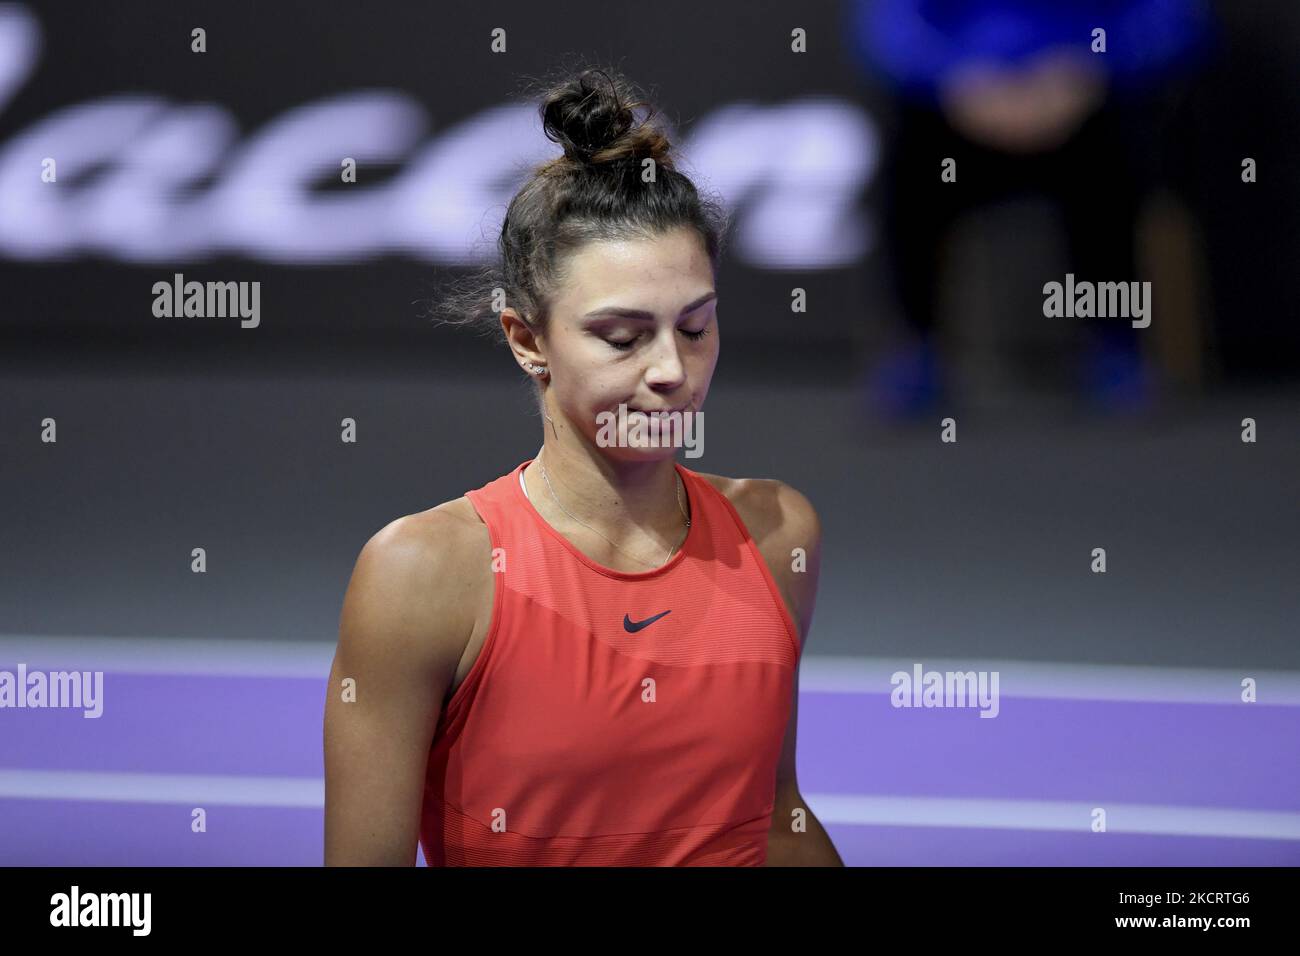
[324,67,842,866]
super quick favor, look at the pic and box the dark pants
[878,96,1150,378]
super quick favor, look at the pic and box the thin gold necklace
[535,450,690,569]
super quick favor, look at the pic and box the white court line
[0,635,335,678]
[1,769,1297,841]
[2,636,1299,705]
[803,793,1300,841]
[0,769,322,807]
[797,657,1300,705]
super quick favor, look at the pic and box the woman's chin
[595,436,682,462]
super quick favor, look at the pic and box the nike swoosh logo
[623,610,671,633]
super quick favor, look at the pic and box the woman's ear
[501,307,547,377]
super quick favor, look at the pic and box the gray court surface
[2,355,1296,670]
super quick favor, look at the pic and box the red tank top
[419,457,800,866]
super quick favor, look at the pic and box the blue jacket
[847,0,1214,102]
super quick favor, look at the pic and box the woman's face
[541,226,719,460]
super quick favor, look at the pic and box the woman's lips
[627,405,689,415]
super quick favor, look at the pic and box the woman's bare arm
[323,506,487,865]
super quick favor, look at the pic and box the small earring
[527,363,548,376]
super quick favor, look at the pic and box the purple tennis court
[2,638,1296,865]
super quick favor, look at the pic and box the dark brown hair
[431,65,730,349]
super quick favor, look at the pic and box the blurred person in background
[847,0,1213,421]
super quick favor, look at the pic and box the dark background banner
[0,0,892,368]
[1,0,1296,375]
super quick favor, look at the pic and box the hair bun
[540,67,672,168]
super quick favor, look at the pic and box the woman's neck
[522,436,689,556]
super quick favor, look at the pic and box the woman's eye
[604,326,711,351]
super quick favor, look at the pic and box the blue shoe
[1080,329,1153,415]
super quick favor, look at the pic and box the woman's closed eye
[605,326,712,351]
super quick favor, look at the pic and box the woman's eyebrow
[583,291,717,321]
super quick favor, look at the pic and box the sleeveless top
[419,458,801,866]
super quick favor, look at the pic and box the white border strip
[1,638,1298,705]
[1,770,1295,841]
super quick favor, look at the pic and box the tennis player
[324,66,842,866]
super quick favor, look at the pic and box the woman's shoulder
[363,496,490,572]
[692,471,822,641]
[336,497,492,692]
[692,471,821,547]
[346,497,493,635]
